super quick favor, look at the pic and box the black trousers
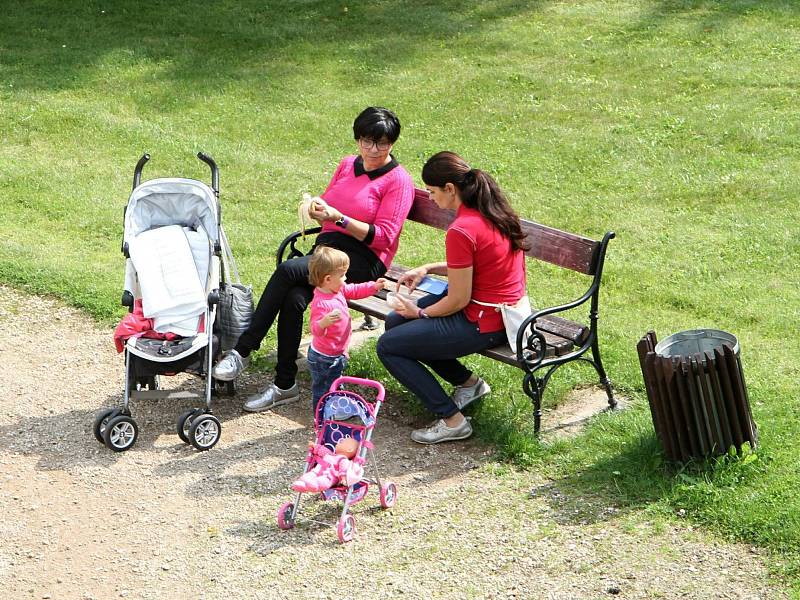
[235,234,385,389]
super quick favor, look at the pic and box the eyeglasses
[358,138,392,151]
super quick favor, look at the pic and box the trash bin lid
[654,329,739,358]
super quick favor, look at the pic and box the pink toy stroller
[276,376,397,543]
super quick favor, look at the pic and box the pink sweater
[320,156,414,267]
[310,282,381,357]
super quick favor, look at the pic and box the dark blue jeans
[376,293,505,418]
[307,346,349,411]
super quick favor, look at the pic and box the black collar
[354,155,399,180]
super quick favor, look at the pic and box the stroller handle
[197,152,219,195]
[332,376,385,402]
[132,153,150,191]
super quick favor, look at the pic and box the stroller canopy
[124,178,219,246]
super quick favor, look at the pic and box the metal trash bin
[637,329,758,462]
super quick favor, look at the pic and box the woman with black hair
[377,151,528,444]
[214,107,414,413]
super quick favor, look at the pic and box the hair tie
[463,169,477,185]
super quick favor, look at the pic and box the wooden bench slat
[480,330,572,366]
[537,315,590,345]
[521,221,599,275]
[385,264,411,281]
[480,345,522,367]
[408,189,456,229]
[408,190,600,274]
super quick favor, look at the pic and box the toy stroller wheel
[337,514,356,543]
[103,415,138,452]
[93,408,121,444]
[276,502,296,530]
[177,408,201,444]
[188,413,221,451]
[379,482,397,509]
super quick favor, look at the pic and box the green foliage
[2,0,800,589]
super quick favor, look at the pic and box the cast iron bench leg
[590,338,617,409]
[523,373,544,435]
[360,314,380,331]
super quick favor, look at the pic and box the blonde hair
[308,246,350,287]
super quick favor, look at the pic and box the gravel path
[0,285,786,600]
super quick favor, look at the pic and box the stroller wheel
[93,408,121,444]
[337,514,356,543]
[177,408,201,444]
[103,415,139,452]
[188,413,221,451]
[276,502,296,530]
[379,482,398,509]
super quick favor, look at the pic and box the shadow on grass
[0,383,249,471]
[8,0,794,102]
[625,0,800,46]
[534,429,673,526]
[1,0,547,98]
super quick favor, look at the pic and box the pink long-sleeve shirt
[310,282,382,357]
[320,155,414,267]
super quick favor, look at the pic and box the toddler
[307,246,387,410]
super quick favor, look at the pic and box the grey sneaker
[212,350,249,381]
[411,417,473,445]
[243,383,300,412]
[452,377,491,410]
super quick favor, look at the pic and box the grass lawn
[2,0,799,592]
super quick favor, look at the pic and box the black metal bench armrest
[515,282,599,369]
[276,227,322,267]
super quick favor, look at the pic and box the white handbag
[473,296,532,352]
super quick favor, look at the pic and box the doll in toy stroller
[277,376,397,543]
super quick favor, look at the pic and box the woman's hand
[396,266,428,293]
[308,197,338,222]
[393,294,420,319]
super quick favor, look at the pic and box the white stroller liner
[130,224,210,335]
[94,153,234,453]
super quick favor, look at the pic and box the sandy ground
[0,285,786,600]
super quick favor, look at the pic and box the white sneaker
[212,349,249,381]
[243,383,300,412]
[411,418,473,444]
[451,377,491,410]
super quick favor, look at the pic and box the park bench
[277,188,616,433]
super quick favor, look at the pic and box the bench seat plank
[535,314,589,345]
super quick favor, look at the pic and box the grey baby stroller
[93,153,242,452]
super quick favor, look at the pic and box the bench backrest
[407,188,602,275]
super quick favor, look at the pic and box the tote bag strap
[219,226,242,286]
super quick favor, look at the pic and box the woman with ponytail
[376,151,528,444]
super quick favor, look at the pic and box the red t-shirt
[446,205,526,333]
